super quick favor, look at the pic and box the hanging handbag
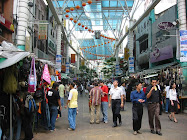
[28,58,37,92]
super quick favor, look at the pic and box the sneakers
[119,121,122,126]
[104,121,108,124]
[151,130,156,134]
[156,131,162,136]
[137,130,142,134]
[134,131,137,135]
[68,128,74,131]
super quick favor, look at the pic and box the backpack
[25,94,36,115]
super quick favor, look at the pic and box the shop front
[0,14,14,43]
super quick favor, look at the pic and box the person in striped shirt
[89,82,104,124]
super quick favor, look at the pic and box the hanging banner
[81,59,85,66]
[115,64,120,75]
[56,55,62,72]
[71,54,76,63]
[180,30,187,62]
[129,57,134,73]
[66,62,70,74]
[61,65,66,73]
[38,21,48,40]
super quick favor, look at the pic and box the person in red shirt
[100,81,109,123]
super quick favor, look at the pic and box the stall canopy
[0,41,30,69]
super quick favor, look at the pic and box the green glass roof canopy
[53,0,134,60]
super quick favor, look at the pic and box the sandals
[168,115,172,121]
[174,119,178,123]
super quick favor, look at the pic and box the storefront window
[139,36,148,54]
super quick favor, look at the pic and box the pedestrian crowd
[45,77,180,137]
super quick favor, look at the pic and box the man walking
[100,81,109,123]
[120,82,126,111]
[65,82,78,131]
[59,81,65,107]
[109,80,123,127]
[47,83,62,131]
[131,82,146,135]
[146,78,162,136]
[89,82,103,124]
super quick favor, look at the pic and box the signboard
[115,64,120,75]
[150,46,173,63]
[38,21,48,40]
[129,57,134,73]
[56,55,62,72]
[157,22,175,31]
[66,62,70,74]
[71,54,76,63]
[180,30,187,62]
[0,14,14,32]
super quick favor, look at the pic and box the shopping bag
[28,57,37,92]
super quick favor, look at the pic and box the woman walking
[168,82,179,123]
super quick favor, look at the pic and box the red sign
[71,54,76,63]
[0,14,14,32]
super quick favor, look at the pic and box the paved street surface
[34,95,187,140]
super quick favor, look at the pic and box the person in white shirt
[165,83,170,113]
[168,82,179,123]
[109,80,124,127]
[120,82,126,111]
[107,82,112,91]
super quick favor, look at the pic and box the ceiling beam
[102,7,132,10]
[113,0,162,56]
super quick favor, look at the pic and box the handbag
[28,57,37,92]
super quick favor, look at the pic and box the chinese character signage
[38,21,48,40]
[129,57,134,73]
[66,62,70,74]
[180,30,187,62]
[56,55,62,72]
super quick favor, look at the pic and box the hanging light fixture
[66,9,70,13]
[88,29,91,32]
[101,43,103,45]
[76,5,80,9]
[70,17,73,21]
[85,27,88,30]
[74,20,77,23]
[105,42,107,44]
[82,2,86,7]
[82,25,85,28]
[88,0,92,5]
[70,7,74,11]
[65,15,69,18]
[78,23,81,26]
[98,44,100,46]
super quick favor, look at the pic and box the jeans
[15,116,22,140]
[49,106,58,130]
[101,102,108,122]
[165,98,170,112]
[68,108,77,130]
[0,127,2,140]
[60,97,64,107]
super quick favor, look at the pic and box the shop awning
[0,41,30,69]
[144,74,158,79]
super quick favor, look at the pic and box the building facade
[34,0,48,59]
[135,6,178,72]
[0,0,14,43]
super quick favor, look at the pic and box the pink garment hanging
[42,64,51,84]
